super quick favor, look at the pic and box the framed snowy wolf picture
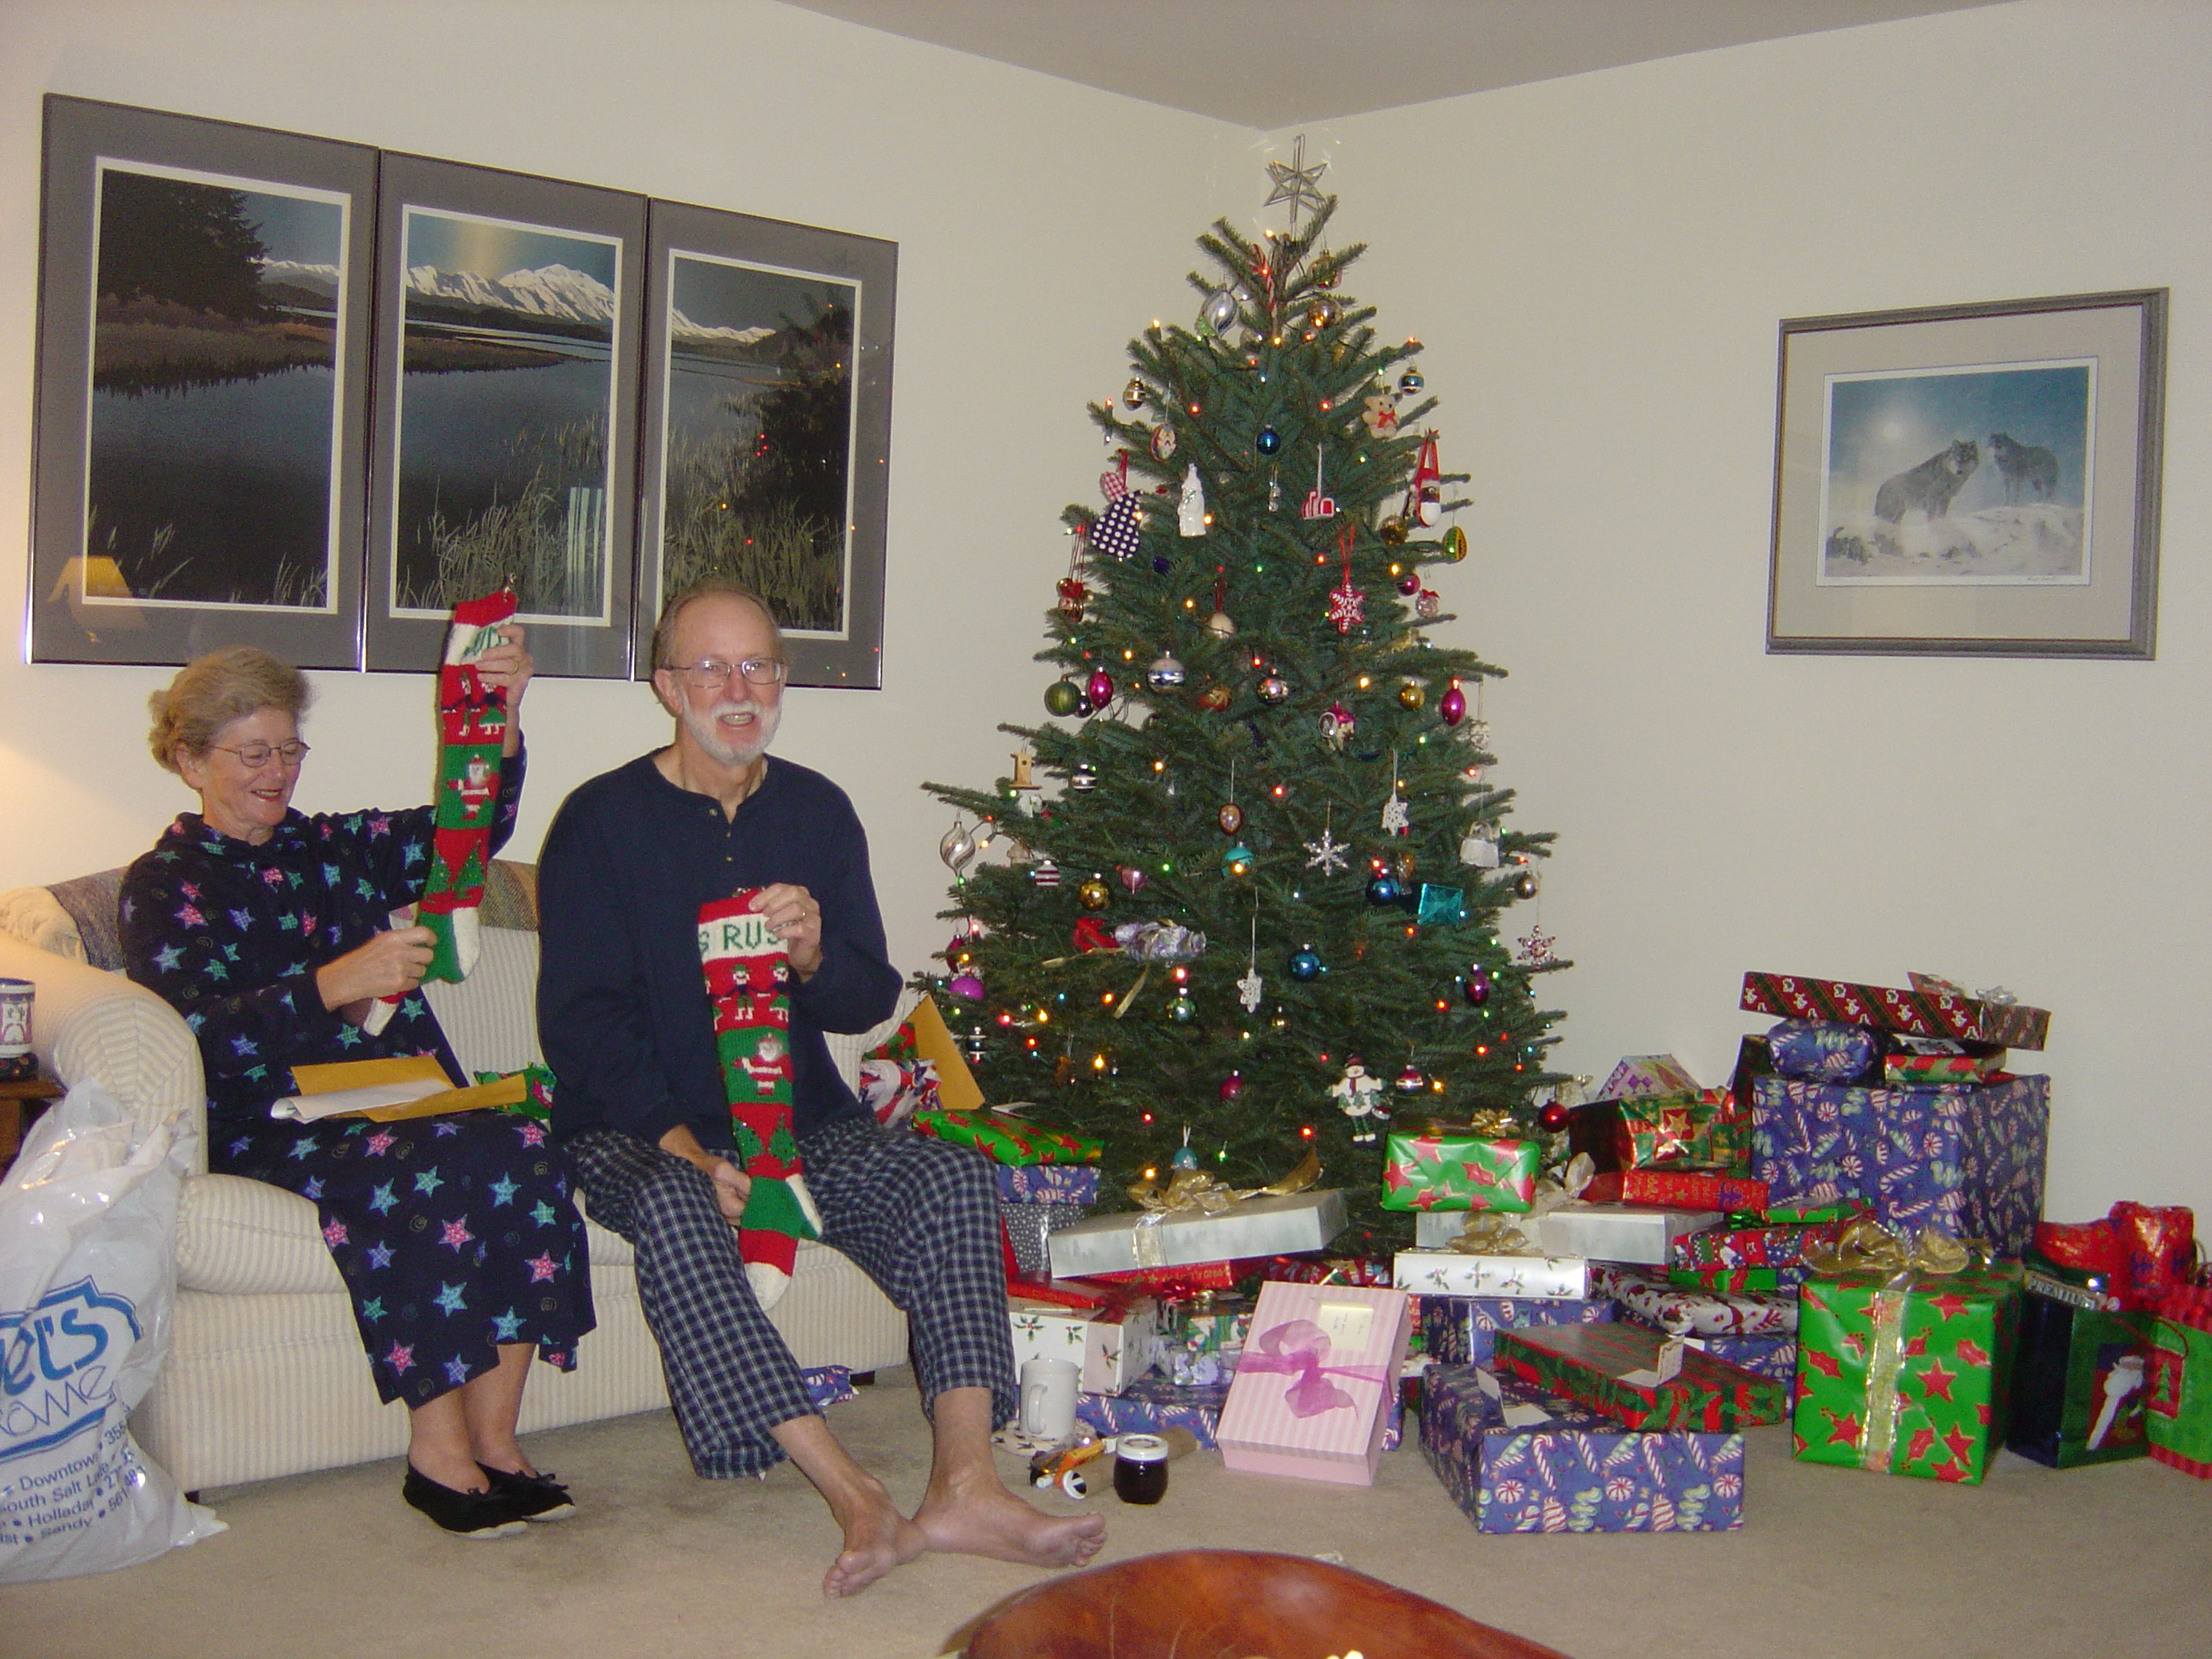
[1767,289,2166,659]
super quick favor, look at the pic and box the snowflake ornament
[1237,966,1264,1013]
[1303,824,1349,875]
[1381,792,1411,836]
[1516,927,1557,967]
[1327,572,1365,633]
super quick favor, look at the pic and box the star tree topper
[1264,134,1328,233]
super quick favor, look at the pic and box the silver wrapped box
[1046,1189,1348,1278]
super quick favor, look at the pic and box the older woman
[120,641,594,1540]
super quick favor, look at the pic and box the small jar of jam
[1112,1433,1170,1505]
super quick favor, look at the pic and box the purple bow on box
[1235,1318,1392,1417]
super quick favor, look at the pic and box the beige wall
[1329,0,2212,1217]
[4,1,2203,1217]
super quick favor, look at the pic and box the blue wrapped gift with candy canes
[1418,1364,1744,1533]
[1750,1073,2048,1255]
[1077,1370,1401,1452]
[1422,1293,1614,1369]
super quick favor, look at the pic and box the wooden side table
[0,1072,65,1173]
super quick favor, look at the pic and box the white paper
[1499,1399,1555,1429]
[269,1076,448,1122]
[1313,1300,1375,1348]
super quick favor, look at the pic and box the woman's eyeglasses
[207,741,311,770]
[664,657,789,690]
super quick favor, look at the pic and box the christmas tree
[923,187,1566,1242]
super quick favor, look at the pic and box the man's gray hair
[650,577,784,672]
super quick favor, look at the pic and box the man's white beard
[683,697,780,766]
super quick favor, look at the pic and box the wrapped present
[1001,1201,1091,1281]
[1668,1262,1812,1294]
[1420,1364,1744,1533]
[1675,1213,1853,1271]
[1751,1073,2049,1254]
[1792,1225,2021,1484]
[1569,1092,1747,1173]
[1492,1323,1788,1430]
[1216,1280,1414,1486]
[1685,1332,1796,1386]
[1084,1260,1243,1295]
[1048,1189,1348,1278]
[1592,1263,1796,1336]
[801,1365,858,1411]
[1580,1169,1769,1213]
[1080,1369,1402,1452]
[911,1105,1101,1166]
[1535,1202,1720,1266]
[1394,1250,1592,1301]
[1379,1130,1540,1213]
[2007,1254,2153,1468]
[1598,1055,1703,1101]
[857,1056,940,1129]
[2147,1289,2212,1478]
[1740,971,2050,1051]
[1766,1020,1880,1082]
[1883,1051,2004,1086]
[1423,1294,1615,1370]
[2110,1202,2197,1312]
[1161,1296,1254,1386]
[994,1163,1102,1205]
[1260,1254,1396,1289]
[897,992,986,1111]
[1757,1201,1861,1225]
[1007,1292,1161,1394]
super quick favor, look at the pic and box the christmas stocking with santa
[699,892,821,1308]
[422,588,519,984]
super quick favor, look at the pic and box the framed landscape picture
[365,154,645,677]
[31,96,375,667]
[1767,289,2167,658]
[634,199,895,689]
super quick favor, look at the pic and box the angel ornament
[1327,1056,1390,1144]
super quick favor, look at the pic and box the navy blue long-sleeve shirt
[536,753,899,1151]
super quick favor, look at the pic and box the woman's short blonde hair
[148,646,312,774]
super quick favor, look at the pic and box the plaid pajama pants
[566,1114,1016,1477]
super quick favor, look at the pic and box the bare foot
[913,1480,1107,1570]
[822,1483,928,1599]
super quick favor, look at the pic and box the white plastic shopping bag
[0,1080,224,1580]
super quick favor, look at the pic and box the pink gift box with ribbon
[1215,1280,1414,1487]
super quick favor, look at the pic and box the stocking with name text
[699,893,821,1309]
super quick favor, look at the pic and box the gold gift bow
[1802,1217,1995,1472]
[1123,1150,1322,1267]
[1438,1153,1592,1254]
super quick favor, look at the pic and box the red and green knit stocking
[699,893,821,1308]
[421,589,518,985]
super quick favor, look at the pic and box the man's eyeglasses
[207,741,311,770]
[664,657,789,690]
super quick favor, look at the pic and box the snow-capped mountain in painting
[405,262,616,329]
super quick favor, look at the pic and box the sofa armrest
[0,935,207,1174]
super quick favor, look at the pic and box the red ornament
[1117,864,1148,896]
[1085,668,1116,707]
[1538,1099,1572,1132]
[1219,1071,1244,1100]
[1057,576,1088,620]
[1440,678,1467,727]
[1396,573,1421,597]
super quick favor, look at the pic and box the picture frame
[1767,289,2166,659]
[365,153,646,678]
[634,198,896,690]
[30,95,377,668]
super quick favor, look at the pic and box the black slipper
[477,1463,578,1522]
[402,1464,531,1539]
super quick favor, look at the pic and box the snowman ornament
[1327,1056,1390,1144]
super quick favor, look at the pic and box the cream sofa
[0,867,915,1494]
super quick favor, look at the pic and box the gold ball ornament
[1398,680,1425,711]
[1123,378,1147,410]
[1378,518,1407,546]
[1078,876,1112,911]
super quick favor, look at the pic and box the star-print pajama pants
[564,1114,1017,1477]
[212,1111,597,1407]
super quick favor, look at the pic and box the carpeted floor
[3,1365,2206,1658]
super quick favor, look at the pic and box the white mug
[1018,1356,1080,1442]
[0,979,32,1059]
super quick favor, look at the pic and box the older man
[537,577,1103,1597]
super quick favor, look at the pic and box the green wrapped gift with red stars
[1379,1128,1540,1214]
[1792,1225,2022,1484]
[911,1105,1101,1167]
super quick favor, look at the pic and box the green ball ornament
[1045,678,1081,716]
[1165,994,1197,1024]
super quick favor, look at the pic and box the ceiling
[781,0,2005,128]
